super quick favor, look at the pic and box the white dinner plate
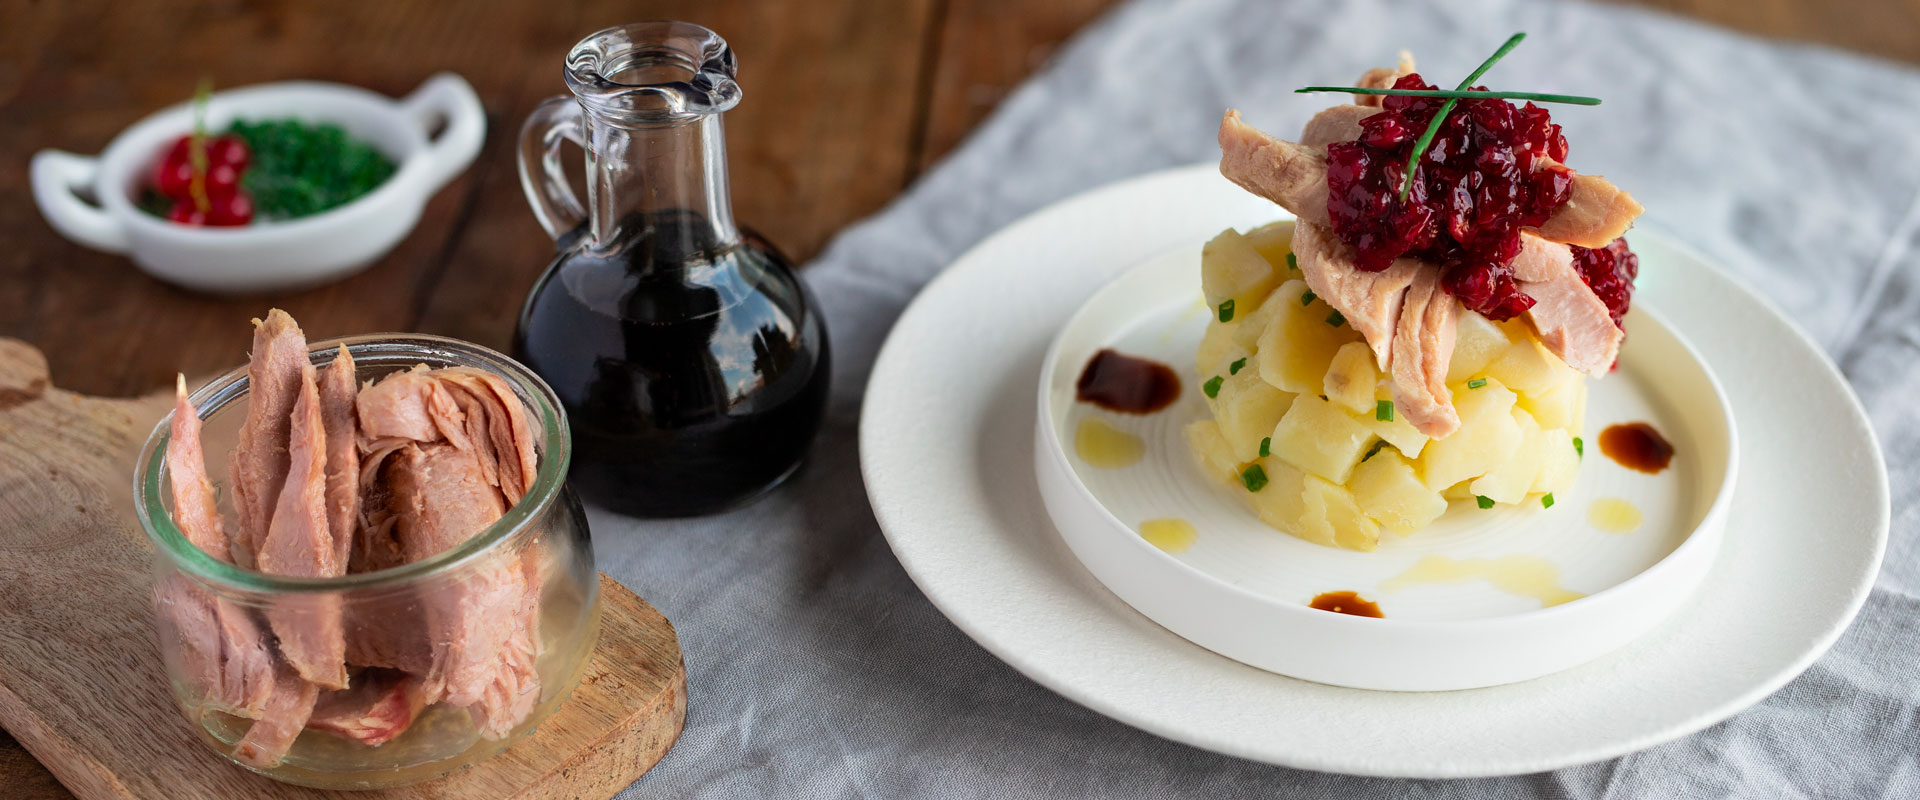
[859,164,1887,778]
[1033,238,1736,691]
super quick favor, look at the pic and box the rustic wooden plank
[0,337,686,799]
[412,0,940,350]
[1608,0,1920,64]
[913,0,1125,174]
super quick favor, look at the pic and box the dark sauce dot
[1598,422,1674,474]
[1075,349,1180,414]
[1309,590,1383,618]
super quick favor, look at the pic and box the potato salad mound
[1187,222,1585,551]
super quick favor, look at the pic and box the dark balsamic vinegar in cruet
[513,23,829,517]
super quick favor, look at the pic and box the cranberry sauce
[1326,74,1574,320]
[1571,237,1639,328]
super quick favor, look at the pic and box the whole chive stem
[1294,87,1599,106]
[1398,32,1528,202]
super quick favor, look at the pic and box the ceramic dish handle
[516,96,588,241]
[30,150,128,254]
[400,72,486,194]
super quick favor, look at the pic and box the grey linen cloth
[607,0,1920,795]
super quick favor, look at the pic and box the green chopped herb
[1203,376,1223,398]
[1467,377,1488,389]
[1229,357,1247,375]
[1475,495,1495,510]
[1574,437,1585,457]
[1387,32,1529,202]
[1218,299,1235,322]
[1240,464,1269,492]
[1376,400,1394,422]
[1361,440,1387,462]
[1541,493,1556,509]
[1286,252,1299,271]
[1301,289,1317,306]
[228,117,397,220]
[1259,437,1271,458]
[1326,310,1346,328]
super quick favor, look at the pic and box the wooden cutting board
[0,338,686,799]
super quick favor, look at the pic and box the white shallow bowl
[30,74,485,293]
[860,164,1888,777]
[1034,237,1736,691]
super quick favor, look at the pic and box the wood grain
[410,0,939,351]
[914,0,1124,173]
[0,337,686,799]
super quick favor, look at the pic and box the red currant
[166,201,208,226]
[206,135,250,172]
[153,136,196,200]
[205,162,243,198]
[205,191,255,226]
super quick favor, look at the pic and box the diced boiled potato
[1531,427,1581,495]
[1350,450,1449,536]
[1196,318,1247,377]
[1484,337,1578,394]
[1301,476,1380,551]
[1245,457,1310,536]
[1211,370,1295,462]
[1201,229,1281,318]
[1268,394,1374,483]
[1440,481,1477,501]
[1323,342,1378,414]
[1446,310,1509,383]
[1518,377,1587,431]
[1243,220,1295,267]
[1184,420,1239,486]
[1358,396,1429,459]
[1257,280,1357,394]
[1420,378,1522,489]
[1231,284,1288,352]
[1470,409,1547,504]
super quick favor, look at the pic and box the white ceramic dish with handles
[30,73,484,293]
[1033,231,1738,691]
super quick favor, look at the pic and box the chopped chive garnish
[1229,357,1247,375]
[1396,32,1528,202]
[1541,493,1556,509]
[1301,289,1317,306]
[1375,400,1394,422]
[1203,376,1223,398]
[1240,464,1269,492]
[1467,377,1487,389]
[1475,495,1495,509]
[1294,87,1601,106]
[1285,252,1299,271]
[1326,310,1346,328]
[1573,437,1585,457]
[1361,440,1387,462]
[1218,299,1235,322]
[1259,437,1271,457]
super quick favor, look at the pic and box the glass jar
[133,334,600,789]
[513,21,831,518]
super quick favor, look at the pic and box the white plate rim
[858,163,1889,777]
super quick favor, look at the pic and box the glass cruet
[514,21,830,518]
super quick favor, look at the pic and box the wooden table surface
[2,0,1914,795]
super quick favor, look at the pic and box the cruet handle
[517,96,588,241]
